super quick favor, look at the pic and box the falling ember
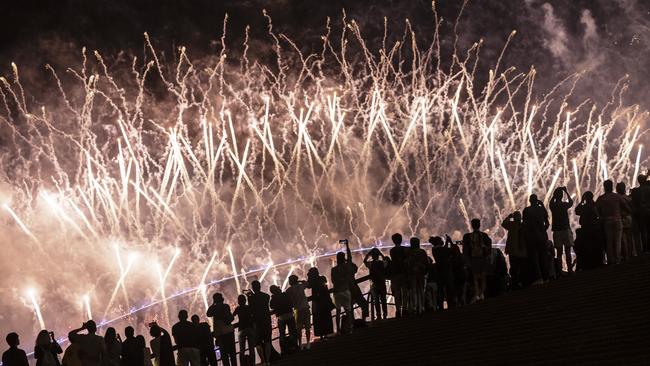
[27,289,45,330]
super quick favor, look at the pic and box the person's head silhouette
[391,233,403,246]
[125,326,135,339]
[191,315,200,324]
[105,327,117,342]
[429,236,443,247]
[85,320,97,334]
[213,293,224,304]
[5,332,19,347]
[336,251,346,265]
[638,174,647,185]
[604,179,614,193]
[251,280,261,293]
[529,194,538,206]
[237,294,247,306]
[269,285,281,296]
[369,248,380,260]
[35,330,51,347]
[149,325,161,338]
[288,274,299,286]
[410,237,420,249]
[553,187,563,200]
[471,218,481,231]
[178,310,189,321]
[513,211,521,222]
[616,182,626,195]
[582,191,594,203]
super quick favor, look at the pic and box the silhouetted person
[431,235,455,309]
[550,186,574,274]
[407,237,428,315]
[248,280,272,365]
[233,294,255,366]
[62,336,81,366]
[68,321,106,366]
[35,330,62,366]
[389,233,409,317]
[103,328,121,366]
[190,315,216,366]
[121,326,144,366]
[306,267,334,340]
[631,174,650,254]
[149,324,174,366]
[270,285,298,354]
[616,182,635,261]
[597,180,627,264]
[331,241,358,333]
[3,333,28,366]
[523,194,550,284]
[135,336,152,366]
[286,275,311,348]
[450,242,468,305]
[502,211,527,289]
[486,246,508,297]
[575,191,604,270]
[363,248,388,320]
[463,218,492,301]
[206,293,236,366]
[171,310,200,366]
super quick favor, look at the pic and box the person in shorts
[550,186,574,274]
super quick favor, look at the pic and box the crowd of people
[3,178,650,366]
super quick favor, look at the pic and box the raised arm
[564,187,574,207]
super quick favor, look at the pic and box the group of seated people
[3,178,649,366]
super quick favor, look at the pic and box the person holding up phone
[330,239,359,334]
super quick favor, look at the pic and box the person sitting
[3,333,29,366]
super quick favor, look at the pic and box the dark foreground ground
[277,255,650,366]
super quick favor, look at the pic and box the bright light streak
[27,288,45,330]
[3,204,39,244]
[259,261,273,283]
[82,294,92,320]
[227,246,241,295]
[281,266,295,291]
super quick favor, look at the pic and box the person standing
[502,211,527,288]
[190,315,217,366]
[407,237,429,315]
[523,194,550,284]
[575,191,604,269]
[550,187,574,274]
[34,330,62,366]
[631,174,650,254]
[103,328,121,366]
[233,295,255,366]
[286,275,311,349]
[616,182,635,261]
[389,233,409,317]
[596,180,628,265]
[206,294,236,366]
[430,236,455,309]
[462,218,492,301]
[68,321,106,366]
[148,325,174,366]
[270,285,298,354]
[121,327,144,366]
[306,267,334,340]
[171,310,201,366]
[248,281,272,366]
[363,248,388,320]
[331,241,358,334]
[2,333,29,366]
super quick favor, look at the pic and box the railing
[215,274,382,361]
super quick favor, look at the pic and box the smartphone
[339,239,348,245]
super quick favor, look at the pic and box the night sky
[1,0,649,106]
